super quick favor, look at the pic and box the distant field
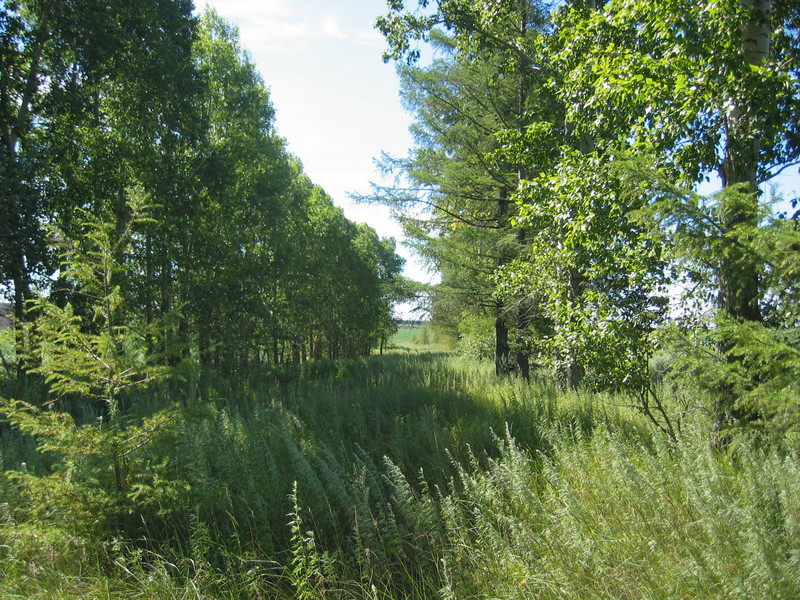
[387,324,450,352]
[389,326,422,346]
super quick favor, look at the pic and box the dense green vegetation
[1,3,406,379]
[2,352,799,598]
[375,0,800,441]
[1,0,799,598]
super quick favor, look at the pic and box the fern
[288,482,325,600]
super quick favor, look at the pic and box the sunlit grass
[2,352,799,599]
[385,323,452,354]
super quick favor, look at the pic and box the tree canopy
[376,0,800,440]
[1,2,406,400]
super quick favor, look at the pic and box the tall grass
[399,424,800,599]
[1,352,798,598]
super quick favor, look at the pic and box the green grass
[387,326,421,346]
[386,323,451,353]
[1,353,799,598]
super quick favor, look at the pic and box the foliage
[0,9,407,585]
[377,0,799,439]
[503,149,669,392]
[25,192,170,415]
[625,165,800,438]
[1,1,799,597]
[551,0,800,186]
[371,18,553,377]
[1,191,188,542]
[456,311,494,360]
[1,353,798,598]
[1,399,188,540]
[548,0,799,430]
[0,0,198,327]
[1,4,403,396]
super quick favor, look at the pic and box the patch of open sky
[202,0,435,285]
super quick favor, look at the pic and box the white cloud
[318,15,348,39]
[202,0,293,20]
[204,0,350,55]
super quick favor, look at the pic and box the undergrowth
[1,353,798,598]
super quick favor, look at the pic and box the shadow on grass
[0,350,651,599]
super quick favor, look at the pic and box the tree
[550,0,800,434]
[0,0,197,389]
[174,11,295,368]
[2,190,186,537]
[379,42,522,373]
[500,145,673,432]
[351,225,408,354]
[26,192,169,417]
[375,5,554,377]
[0,0,196,309]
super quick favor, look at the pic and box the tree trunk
[512,15,533,382]
[718,0,770,323]
[564,359,585,390]
[3,22,48,388]
[514,227,531,381]
[495,308,512,376]
[495,187,514,376]
[555,0,597,388]
[713,0,771,441]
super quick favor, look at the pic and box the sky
[198,0,800,293]
[200,0,430,282]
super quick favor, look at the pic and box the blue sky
[201,0,800,290]
[202,0,429,280]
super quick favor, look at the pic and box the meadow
[0,332,798,599]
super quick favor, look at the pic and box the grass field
[1,352,799,599]
[386,323,450,353]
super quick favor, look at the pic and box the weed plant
[1,353,799,598]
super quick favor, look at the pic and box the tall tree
[185,11,294,368]
[1,0,196,394]
[550,0,800,430]
[376,3,553,377]
[379,40,521,374]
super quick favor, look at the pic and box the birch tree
[551,0,800,433]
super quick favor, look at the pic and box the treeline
[1,2,406,390]
[375,0,800,441]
